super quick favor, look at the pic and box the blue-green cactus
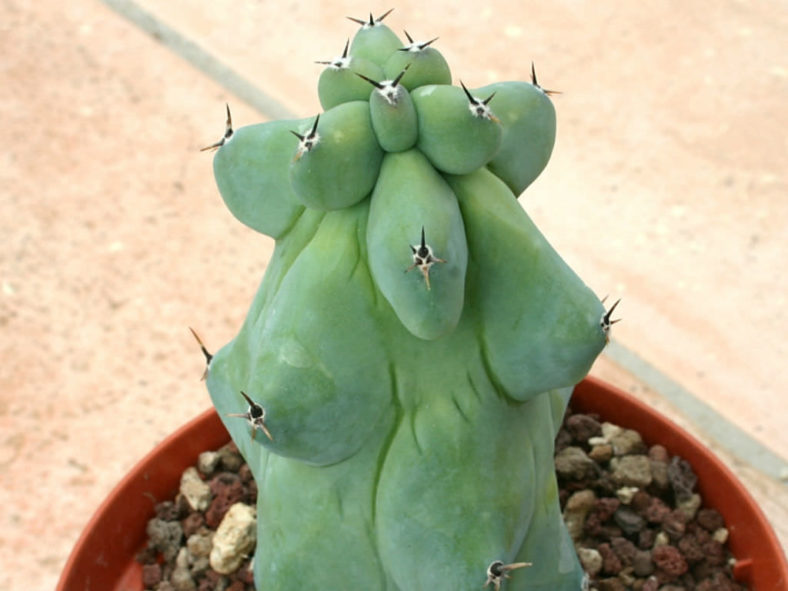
[201,11,612,590]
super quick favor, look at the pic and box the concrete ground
[1,1,786,589]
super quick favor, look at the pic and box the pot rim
[57,376,788,590]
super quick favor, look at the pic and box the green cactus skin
[289,101,383,210]
[367,149,468,340]
[473,81,557,195]
[212,119,306,239]
[317,52,385,110]
[383,40,452,90]
[411,84,503,174]
[446,167,605,398]
[203,13,609,591]
[368,81,419,152]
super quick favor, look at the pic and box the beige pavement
[1,1,786,589]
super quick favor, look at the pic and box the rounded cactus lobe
[212,120,306,239]
[210,203,393,466]
[446,167,606,400]
[348,21,402,66]
[289,101,383,210]
[411,84,503,175]
[317,55,384,110]
[367,149,468,340]
[383,45,452,90]
[474,81,557,195]
[368,83,418,152]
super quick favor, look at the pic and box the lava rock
[614,506,646,536]
[667,456,698,502]
[696,507,725,532]
[652,544,688,581]
[206,472,245,528]
[566,413,602,443]
[632,549,654,577]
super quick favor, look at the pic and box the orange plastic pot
[57,377,788,590]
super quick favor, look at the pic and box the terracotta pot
[57,377,788,590]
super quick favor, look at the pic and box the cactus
[200,11,615,591]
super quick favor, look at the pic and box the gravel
[136,409,747,590]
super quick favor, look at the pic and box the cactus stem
[483,560,532,590]
[188,327,213,380]
[530,61,561,96]
[200,103,234,152]
[460,81,499,122]
[405,226,446,290]
[291,115,320,160]
[600,297,622,343]
[347,8,394,28]
[315,39,351,69]
[400,31,439,52]
[227,391,274,442]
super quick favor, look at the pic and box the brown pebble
[652,544,688,580]
[662,509,688,541]
[630,489,651,514]
[667,456,698,502]
[589,443,614,463]
[205,472,245,528]
[566,413,603,443]
[141,563,162,587]
[637,528,656,550]
[597,577,627,591]
[696,508,725,532]
[598,542,623,575]
[695,569,745,591]
[677,533,705,564]
[632,549,654,577]
[648,444,669,463]
[701,538,727,566]
[155,500,180,521]
[644,497,670,523]
[181,512,205,538]
[610,537,637,566]
[613,506,646,536]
